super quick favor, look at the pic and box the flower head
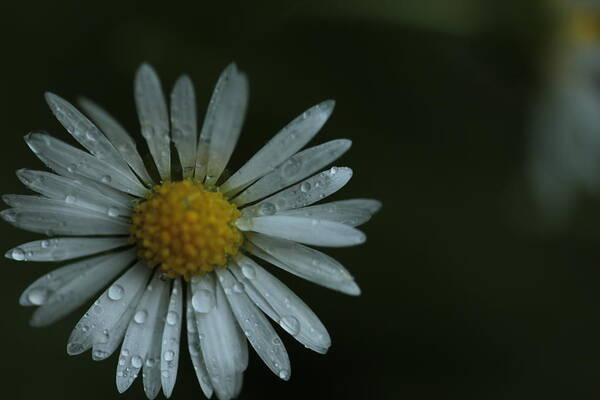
[4,63,380,399]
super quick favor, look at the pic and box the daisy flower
[3,63,380,399]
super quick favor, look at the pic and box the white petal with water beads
[216,268,291,380]
[143,282,170,400]
[135,64,171,181]
[1,197,130,236]
[221,100,335,194]
[78,98,154,186]
[232,257,331,353]
[238,215,366,247]
[6,237,129,262]
[185,285,214,399]
[27,248,137,327]
[234,139,351,206]
[199,64,248,185]
[171,76,197,179]
[242,167,352,216]
[16,169,133,216]
[246,233,360,295]
[192,273,247,400]
[45,93,136,181]
[276,199,382,227]
[116,271,170,394]
[24,132,147,196]
[66,262,152,356]
[161,278,183,398]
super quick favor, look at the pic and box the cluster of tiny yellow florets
[130,180,242,280]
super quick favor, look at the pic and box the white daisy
[3,63,380,399]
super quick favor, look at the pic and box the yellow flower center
[130,180,242,280]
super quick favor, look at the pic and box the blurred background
[3,0,600,398]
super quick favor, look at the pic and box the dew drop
[166,311,178,326]
[258,202,276,216]
[67,342,83,354]
[65,195,76,204]
[241,264,256,280]
[101,175,112,184]
[107,207,119,217]
[233,283,244,293]
[131,355,143,368]
[40,240,51,249]
[280,315,300,336]
[163,350,175,361]
[67,164,77,173]
[28,287,49,305]
[108,284,124,301]
[134,310,147,324]
[192,289,214,313]
[278,369,290,379]
[10,248,26,261]
[300,182,311,193]
[161,370,169,378]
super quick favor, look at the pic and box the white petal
[221,100,335,194]
[192,273,247,400]
[216,268,290,380]
[160,278,183,398]
[275,199,381,227]
[170,75,198,179]
[66,262,152,356]
[27,248,137,326]
[233,139,351,206]
[116,271,170,394]
[6,237,130,262]
[45,93,138,183]
[16,169,133,216]
[241,167,352,216]
[196,63,248,185]
[143,281,170,400]
[245,233,360,295]
[92,284,144,361]
[185,285,214,399]
[79,98,154,186]
[232,257,331,353]
[135,64,171,181]
[24,132,147,196]
[238,215,365,247]
[1,200,130,236]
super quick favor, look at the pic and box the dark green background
[2,0,599,399]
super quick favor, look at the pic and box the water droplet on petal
[10,248,26,261]
[166,311,178,326]
[131,355,143,368]
[101,175,112,184]
[107,207,119,217]
[300,182,311,193]
[28,287,49,305]
[163,350,175,361]
[41,240,51,248]
[134,310,147,324]
[258,202,276,216]
[108,284,124,301]
[241,264,256,279]
[280,315,300,336]
[192,289,214,313]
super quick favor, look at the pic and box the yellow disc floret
[130,180,242,280]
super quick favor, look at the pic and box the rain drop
[131,356,143,368]
[108,284,124,301]
[300,182,311,193]
[280,315,300,336]
[166,311,178,326]
[41,240,51,249]
[101,175,112,184]
[163,351,175,361]
[241,264,256,279]
[134,310,147,324]
[65,195,76,204]
[10,248,26,261]
[28,287,49,305]
[192,289,214,313]
[258,202,276,216]
[107,207,119,217]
